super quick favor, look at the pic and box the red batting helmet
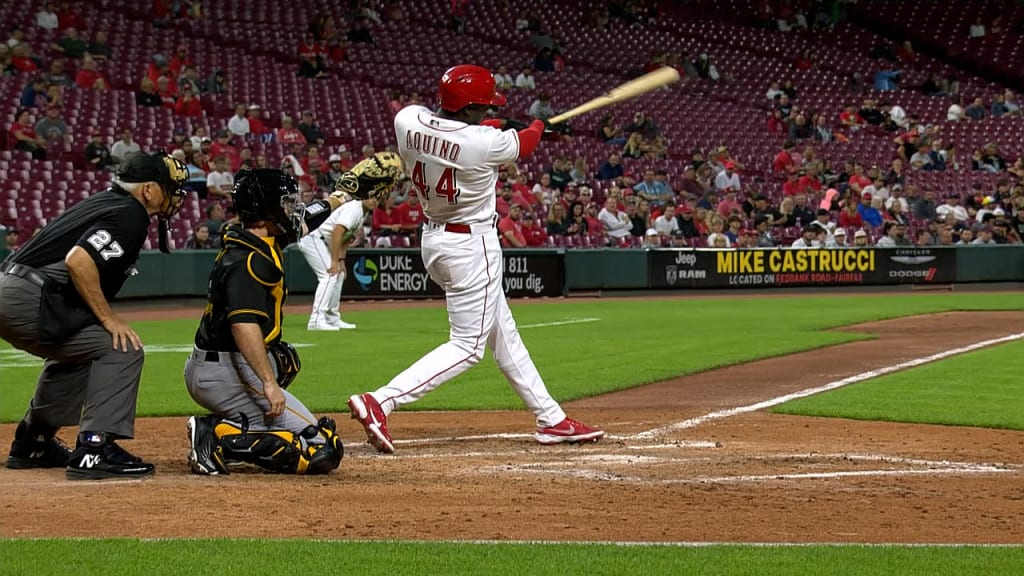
[438,64,507,112]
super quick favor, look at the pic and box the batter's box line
[394,433,717,449]
[630,331,1024,439]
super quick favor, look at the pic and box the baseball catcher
[298,151,403,330]
[183,169,343,475]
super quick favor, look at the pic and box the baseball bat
[546,66,681,125]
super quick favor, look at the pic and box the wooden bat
[546,67,681,125]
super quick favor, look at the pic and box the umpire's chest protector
[197,227,287,351]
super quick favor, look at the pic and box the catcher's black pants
[0,273,144,439]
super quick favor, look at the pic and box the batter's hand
[103,314,143,352]
[263,381,286,418]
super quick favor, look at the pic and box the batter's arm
[66,246,141,352]
[328,224,348,276]
[231,322,285,417]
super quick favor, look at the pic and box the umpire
[0,151,188,480]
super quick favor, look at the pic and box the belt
[191,347,230,363]
[0,262,48,288]
[427,215,498,235]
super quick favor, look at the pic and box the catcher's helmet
[233,169,304,246]
[438,64,507,112]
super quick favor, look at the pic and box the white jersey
[318,200,365,244]
[394,105,519,225]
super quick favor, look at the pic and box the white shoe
[307,323,340,331]
[336,320,357,330]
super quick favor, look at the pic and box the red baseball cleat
[347,393,395,454]
[535,417,605,445]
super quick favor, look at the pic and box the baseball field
[1,291,1023,574]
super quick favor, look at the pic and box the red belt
[444,223,472,234]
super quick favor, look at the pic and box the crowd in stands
[3,0,1024,253]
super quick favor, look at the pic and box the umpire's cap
[117,151,189,219]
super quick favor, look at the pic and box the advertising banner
[649,248,957,289]
[343,250,565,298]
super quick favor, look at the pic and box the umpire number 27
[411,161,460,204]
[86,230,124,261]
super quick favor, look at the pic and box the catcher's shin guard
[214,415,343,475]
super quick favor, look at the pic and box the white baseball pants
[371,225,566,427]
[297,234,344,326]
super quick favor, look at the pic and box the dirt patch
[2,310,1022,543]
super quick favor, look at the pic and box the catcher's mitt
[333,151,405,202]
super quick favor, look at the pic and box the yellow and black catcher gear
[333,151,404,202]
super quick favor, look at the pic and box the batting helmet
[233,169,304,246]
[438,64,507,112]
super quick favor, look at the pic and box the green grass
[773,339,1024,430]
[0,540,1021,576]
[3,293,1024,422]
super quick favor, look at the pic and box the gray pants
[184,347,320,441]
[0,274,144,438]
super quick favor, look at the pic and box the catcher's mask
[233,169,305,246]
[116,151,189,253]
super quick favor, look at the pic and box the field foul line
[632,331,1024,439]
[518,317,601,329]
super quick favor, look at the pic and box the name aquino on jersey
[405,131,462,162]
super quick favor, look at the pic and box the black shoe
[186,415,228,475]
[66,432,156,480]
[5,420,72,469]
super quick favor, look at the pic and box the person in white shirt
[975,197,1000,222]
[828,227,847,248]
[598,197,632,239]
[493,65,514,91]
[909,145,933,170]
[947,97,967,122]
[110,128,141,164]
[227,103,250,137]
[528,92,555,120]
[298,197,376,330]
[515,67,536,90]
[36,4,59,30]
[765,81,783,101]
[862,178,889,201]
[205,156,234,199]
[714,162,741,192]
[969,17,986,38]
[887,103,909,130]
[885,185,909,213]
[935,194,969,223]
[653,204,680,237]
[706,232,731,248]
[790,225,820,248]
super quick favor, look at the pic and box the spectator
[347,16,375,45]
[395,190,425,236]
[773,140,798,173]
[168,44,192,76]
[873,69,901,91]
[110,128,140,164]
[598,113,627,145]
[534,47,555,72]
[521,214,549,247]
[204,156,234,200]
[173,85,202,116]
[969,17,986,38]
[205,203,226,238]
[790,225,820,248]
[544,202,570,235]
[33,104,68,147]
[297,111,325,146]
[564,202,589,236]
[9,42,38,73]
[493,65,514,90]
[88,30,111,61]
[858,99,885,125]
[1003,90,1020,116]
[528,92,555,121]
[696,53,720,81]
[965,97,986,120]
[44,59,72,87]
[156,76,177,107]
[546,157,572,192]
[227,103,250,137]
[839,104,866,131]
[829,227,848,248]
[0,46,15,77]
[947,96,968,122]
[515,67,536,90]
[632,169,670,207]
[936,193,969,223]
[74,55,108,90]
[622,132,644,159]
[135,77,162,107]
[913,189,938,221]
[84,128,114,170]
[970,224,997,245]
[857,193,884,230]
[19,77,48,108]
[371,195,403,246]
[496,203,527,248]
[277,116,306,146]
[184,224,214,249]
[51,27,87,59]
[851,228,870,247]
[714,161,741,192]
[36,3,59,30]
[838,198,864,228]
[205,69,230,94]
[10,109,47,159]
[598,197,632,240]
[177,64,201,94]
[596,153,624,181]
[360,143,376,161]
[653,203,680,238]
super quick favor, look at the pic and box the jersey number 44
[411,160,460,205]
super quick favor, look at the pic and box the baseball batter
[348,65,605,452]
[298,196,376,331]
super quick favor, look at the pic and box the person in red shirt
[773,140,797,173]
[372,194,404,245]
[498,204,528,248]
[838,200,864,228]
[10,108,47,159]
[838,105,866,131]
[209,130,240,171]
[395,191,425,236]
[847,163,872,194]
[173,85,202,116]
[156,76,177,107]
[58,1,88,30]
[798,166,823,196]
[74,55,108,90]
[246,104,272,143]
[168,44,192,77]
[10,43,38,73]
[521,214,549,247]
[495,182,532,217]
[276,116,307,146]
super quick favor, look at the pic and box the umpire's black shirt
[7,187,149,299]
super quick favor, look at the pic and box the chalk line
[518,317,601,329]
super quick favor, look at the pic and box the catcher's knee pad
[214,417,342,475]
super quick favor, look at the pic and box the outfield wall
[2,246,1022,298]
